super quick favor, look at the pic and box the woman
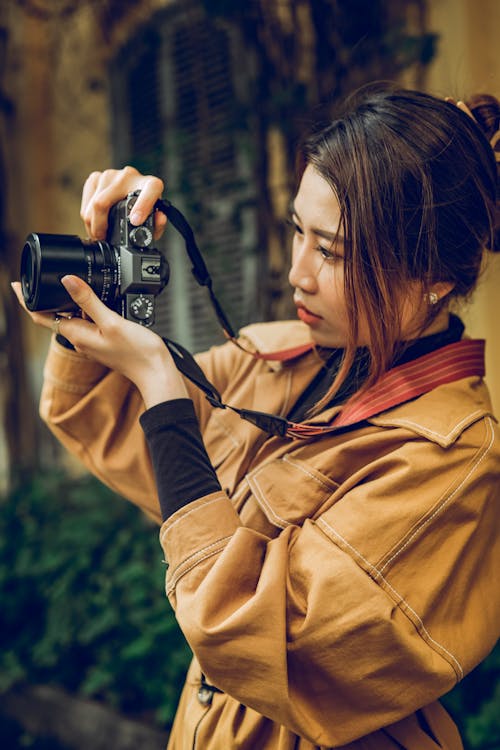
[13,85,500,749]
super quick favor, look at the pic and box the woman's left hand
[12,275,189,409]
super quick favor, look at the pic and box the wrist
[136,349,189,409]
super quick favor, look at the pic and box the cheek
[320,269,370,341]
[320,264,347,308]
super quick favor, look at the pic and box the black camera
[20,191,170,327]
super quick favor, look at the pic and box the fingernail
[129,210,142,225]
[61,275,80,293]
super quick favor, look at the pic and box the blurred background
[0,1,499,748]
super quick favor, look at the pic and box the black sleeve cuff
[140,399,222,521]
[56,333,76,350]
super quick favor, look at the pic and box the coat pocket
[245,454,339,530]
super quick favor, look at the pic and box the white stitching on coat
[166,536,233,593]
[44,376,101,395]
[380,417,495,573]
[282,454,337,491]
[375,409,485,442]
[160,495,226,543]
[248,456,336,528]
[169,534,235,580]
[316,517,464,680]
[249,474,289,528]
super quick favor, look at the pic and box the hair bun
[466,93,500,252]
[467,93,500,140]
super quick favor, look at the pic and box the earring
[426,291,439,305]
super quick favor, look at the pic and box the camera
[20,191,170,327]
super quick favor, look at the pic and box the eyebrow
[290,202,345,242]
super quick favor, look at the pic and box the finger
[153,210,168,240]
[60,275,116,328]
[128,175,164,225]
[80,171,102,236]
[80,167,165,242]
[85,168,163,240]
[445,97,476,122]
[85,169,128,240]
[54,313,95,349]
[11,282,65,331]
[11,281,26,309]
[11,281,47,322]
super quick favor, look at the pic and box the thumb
[61,275,113,326]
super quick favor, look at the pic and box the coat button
[197,686,213,706]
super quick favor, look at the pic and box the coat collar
[238,320,315,372]
[239,322,490,445]
[284,339,489,444]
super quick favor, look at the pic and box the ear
[429,281,455,303]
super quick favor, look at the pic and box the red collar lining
[286,339,485,437]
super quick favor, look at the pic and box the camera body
[21,190,169,327]
[105,191,169,325]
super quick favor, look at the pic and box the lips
[294,300,323,326]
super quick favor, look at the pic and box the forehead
[294,165,342,227]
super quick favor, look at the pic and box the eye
[286,217,303,235]
[316,244,343,263]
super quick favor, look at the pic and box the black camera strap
[156,199,237,340]
[161,336,292,437]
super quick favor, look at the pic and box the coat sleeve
[159,418,500,747]
[38,321,300,522]
[39,336,239,523]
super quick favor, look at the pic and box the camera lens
[20,233,119,313]
[20,241,36,297]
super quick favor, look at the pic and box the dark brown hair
[466,93,500,251]
[297,84,499,406]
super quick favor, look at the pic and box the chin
[309,330,347,349]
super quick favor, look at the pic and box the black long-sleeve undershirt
[139,399,221,519]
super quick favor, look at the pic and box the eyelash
[286,218,340,263]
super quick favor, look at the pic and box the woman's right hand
[80,166,167,241]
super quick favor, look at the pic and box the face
[289,165,448,348]
[288,164,353,348]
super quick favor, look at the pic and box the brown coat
[40,321,500,750]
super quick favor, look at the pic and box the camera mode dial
[129,225,153,248]
[129,294,154,323]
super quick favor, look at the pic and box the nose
[288,240,319,294]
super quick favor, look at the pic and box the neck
[411,309,451,340]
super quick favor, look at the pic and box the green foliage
[1,470,497,745]
[0,471,191,728]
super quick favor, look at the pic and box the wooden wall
[425,0,500,413]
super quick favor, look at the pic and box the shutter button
[197,685,213,706]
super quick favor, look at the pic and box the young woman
[13,85,500,749]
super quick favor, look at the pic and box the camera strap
[154,200,486,439]
[163,338,485,439]
[163,335,486,439]
[156,199,237,339]
[162,336,294,437]
[156,199,314,362]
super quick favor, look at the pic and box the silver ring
[51,314,62,335]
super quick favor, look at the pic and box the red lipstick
[295,301,323,326]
